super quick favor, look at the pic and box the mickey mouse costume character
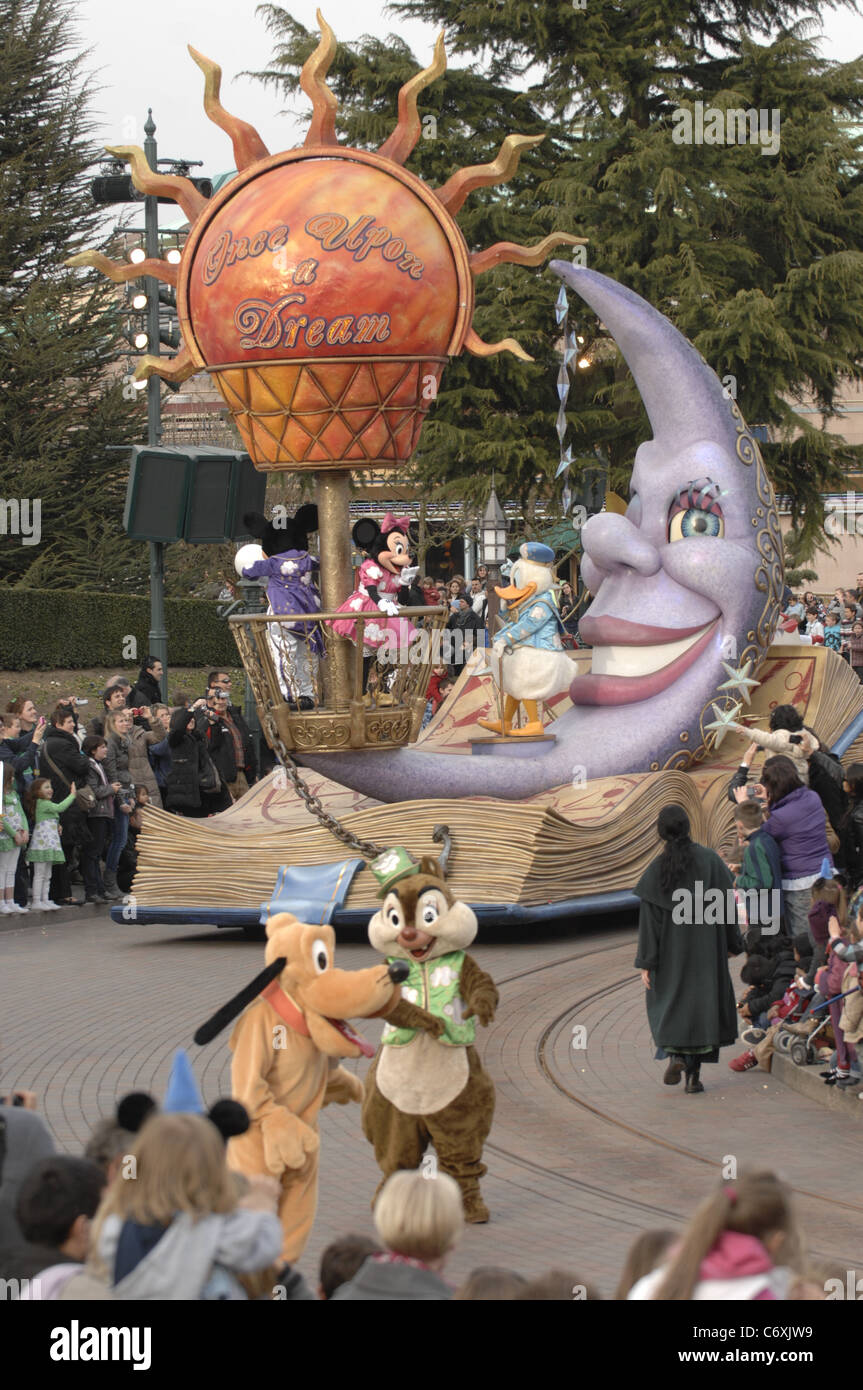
[238,507,321,708]
[332,514,422,671]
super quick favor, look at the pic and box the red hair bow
[381,512,411,534]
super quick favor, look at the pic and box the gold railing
[229,606,449,754]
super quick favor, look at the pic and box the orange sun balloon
[70,12,585,470]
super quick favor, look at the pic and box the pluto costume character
[194,912,408,1263]
[478,540,573,737]
[362,842,499,1223]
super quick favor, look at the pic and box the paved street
[2,908,861,1296]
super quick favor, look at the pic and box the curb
[771,1052,863,1121]
[0,901,111,933]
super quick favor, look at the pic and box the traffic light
[91,174,212,205]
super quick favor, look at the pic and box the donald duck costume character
[478,542,573,737]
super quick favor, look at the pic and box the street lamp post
[143,110,168,694]
[479,485,509,639]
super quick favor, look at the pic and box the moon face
[300,264,782,801]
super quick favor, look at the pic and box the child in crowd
[23,777,76,912]
[318,1234,382,1299]
[128,785,150,835]
[0,771,29,913]
[805,605,825,644]
[815,907,859,1087]
[730,934,814,1073]
[615,1229,677,1299]
[824,614,843,653]
[628,1171,798,1300]
[81,734,117,905]
[848,621,863,682]
[3,1155,106,1299]
[454,1266,528,1300]
[730,801,782,934]
[331,1168,463,1300]
[89,1112,282,1299]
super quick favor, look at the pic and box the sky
[76,0,863,230]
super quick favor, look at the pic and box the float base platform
[110,889,640,932]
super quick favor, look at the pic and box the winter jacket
[226,704,257,782]
[0,730,40,799]
[807,747,846,835]
[762,786,831,883]
[331,1255,453,1301]
[745,947,797,1019]
[84,758,115,820]
[126,724,162,808]
[206,716,237,786]
[104,733,132,792]
[839,801,863,889]
[126,665,163,712]
[838,965,863,1043]
[148,736,171,790]
[96,1208,282,1301]
[165,708,207,812]
[735,828,782,894]
[0,1106,55,1248]
[629,1232,790,1301]
[39,727,88,801]
[816,938,850,1000]
[729,725,812,785]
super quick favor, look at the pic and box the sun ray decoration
[470,232,588,278]
[104,144,209,224]
[434,133,546,214]
[378,31,446,165]
[301,8,339,147]
[65,250,178,286]
[188,46,270,170]
[69,14,584,447]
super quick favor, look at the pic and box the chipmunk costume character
[194,912,408,1262]
[362,835,499,1223]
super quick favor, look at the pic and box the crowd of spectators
[0,1082,839,1299]
[0,661,260,910]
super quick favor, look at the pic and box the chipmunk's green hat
[369,846,420,897]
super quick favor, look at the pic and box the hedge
[0,587,239,669]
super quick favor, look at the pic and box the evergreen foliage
[251,1,863,556]
[0,0,146,591]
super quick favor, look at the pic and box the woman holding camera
[39,706,90,907]
[124,706,163,810]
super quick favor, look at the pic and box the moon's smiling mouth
[571,618,718,706]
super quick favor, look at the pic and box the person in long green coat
[634,804,745,1093]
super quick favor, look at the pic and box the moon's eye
[311,937,329,973]
[391,540,406,556]
[667,479,725,542]
[420,897,440,926]
[384,895,404,931]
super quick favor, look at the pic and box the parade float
[75,16,863,931]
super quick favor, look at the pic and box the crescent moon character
[300,264,782,800]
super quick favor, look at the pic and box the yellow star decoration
[717,660,760,706]
[705,701,744,749]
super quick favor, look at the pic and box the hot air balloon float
[74,15,863,932]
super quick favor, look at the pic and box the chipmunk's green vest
[380,950,476,1047]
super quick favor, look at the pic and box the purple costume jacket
[762,786,831,881]
[241,550,323,655]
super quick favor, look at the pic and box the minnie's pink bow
[381,512,411,534]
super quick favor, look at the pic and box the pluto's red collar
[261,979,311,1037]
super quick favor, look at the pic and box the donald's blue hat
[519,542,556,565]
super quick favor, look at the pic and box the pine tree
[0,0,146,592]
[252,2,863,556]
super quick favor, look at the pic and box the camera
[746,785,760,801]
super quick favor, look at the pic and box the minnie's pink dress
[332,559,414,654]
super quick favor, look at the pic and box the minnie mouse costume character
[240,507,321,707]
[332,514,422,660]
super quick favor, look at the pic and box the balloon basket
[229,607,448,753]
[212,356,446,471]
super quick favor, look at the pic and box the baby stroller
[775,985,861,1068]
